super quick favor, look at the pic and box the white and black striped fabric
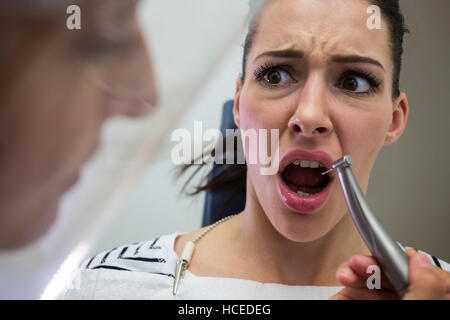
[397,243,450,271]
[82,232,449,280]
[82,233,180,279]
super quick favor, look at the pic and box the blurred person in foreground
[0,0,157,250]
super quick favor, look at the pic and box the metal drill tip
[321,167,335,176]
[321,155,354,176]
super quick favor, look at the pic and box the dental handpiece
[323,155,410,297]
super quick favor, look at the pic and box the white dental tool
[323,155,410,297]
[172,214,236,295]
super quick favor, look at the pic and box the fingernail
[416,253,433,269]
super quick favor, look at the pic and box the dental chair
[201,100,246,226]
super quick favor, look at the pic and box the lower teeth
[284,181,325,196]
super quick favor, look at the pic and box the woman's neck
[227,187,371,286]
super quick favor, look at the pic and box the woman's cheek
[241,103,286,132]
[338,104,390,150]
[238,104,280,173]
[337,108,391,187]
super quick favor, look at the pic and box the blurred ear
[233,77,243,128]
[384,92,409,146]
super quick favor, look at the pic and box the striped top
[62,232,449,299]
[83,233,180,278]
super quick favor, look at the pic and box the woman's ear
[233,77,243,128]
[384,92,409,146]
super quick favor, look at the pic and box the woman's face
[234,0,408,242]
[0,0,157,248]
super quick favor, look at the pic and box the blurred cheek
[22,77,104,188]
[56,83,108,173]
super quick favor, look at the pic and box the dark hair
[242,0,409,98]
[371,0,409,98]
[179,0,409,223]
[177,135,247,223]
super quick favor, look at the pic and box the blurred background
[64,0,449,261]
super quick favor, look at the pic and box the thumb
[403,252,446,300]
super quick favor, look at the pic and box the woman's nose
[288,74,333,138]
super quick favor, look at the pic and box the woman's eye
[260,69,293,86]
[341,76,371,93]
[266,70,282,84]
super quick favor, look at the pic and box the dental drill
[322,155,410,297]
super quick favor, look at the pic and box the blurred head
[0,0,157,249]
[233,0,409,242]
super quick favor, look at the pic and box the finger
[404,248,417,258]
[336,258,393,292]
[430,264,450,283]
[348,255,395,291]
[405,249,450,296]
[336,261,364,288]
[336,257,381,288]
[403,252,447,300]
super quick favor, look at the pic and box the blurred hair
[0,0,138,63]
[0,0,86,18]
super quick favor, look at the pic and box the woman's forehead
[250,0,390,69]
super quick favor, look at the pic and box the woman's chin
[267,191,345,244]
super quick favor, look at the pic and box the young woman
[67,0,450,299]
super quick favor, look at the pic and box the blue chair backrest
[201,100,246,226]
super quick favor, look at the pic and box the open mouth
[276,150,335,213]
[281,160,331,197]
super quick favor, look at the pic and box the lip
[277,149,335,214]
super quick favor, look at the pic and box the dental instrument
[322,155,409,297]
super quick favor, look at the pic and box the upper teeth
[292,160,324,168]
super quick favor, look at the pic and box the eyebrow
[255,49,305,60]
[254,49,385,71]
[331,55,385,71]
